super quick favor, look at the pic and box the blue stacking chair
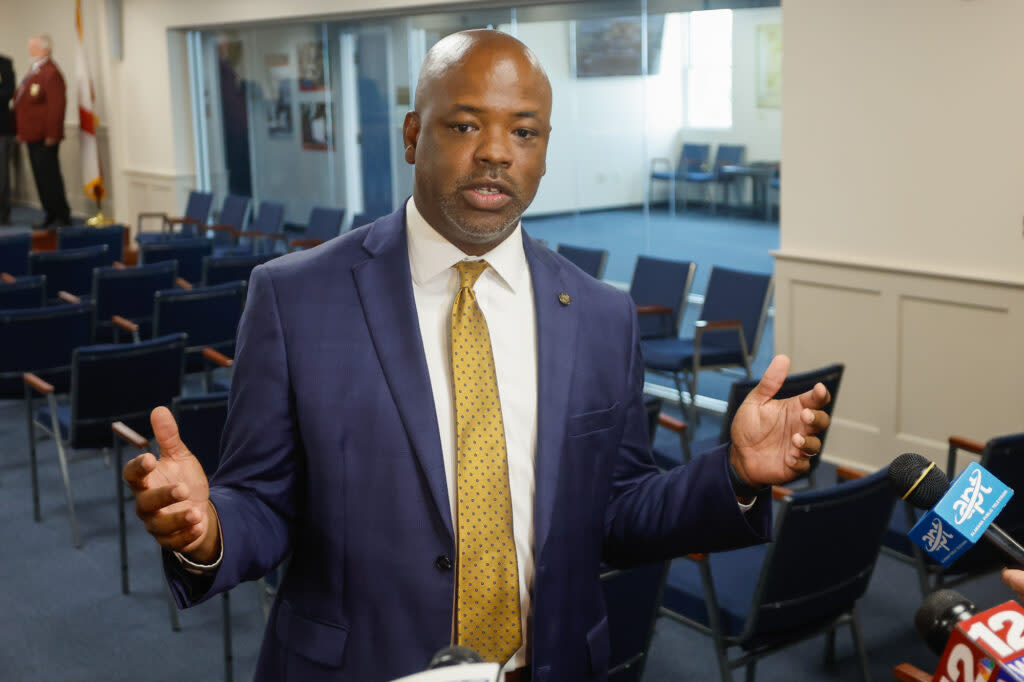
[0,274,47,309]
[348,212,381,232]
[690,144,746,215]
[90,262,178,342]
[641,266,773,427]
[57,224,125,263]
[28,244,110,303]
[152,281,246,389]
[556,244,608,279]
[661,469,895,682]
[288,206,345,251]
[137,190,214,244]
[139,239,213,286]
[649,143,711,216]
[629,256,696,344]
[202,253,271,287]
[206,194,252,255]
[232,200,285,255]
[24,333,186,547]
[0,231,32,276]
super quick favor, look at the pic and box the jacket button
[434,555,453,570]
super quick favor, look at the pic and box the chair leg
[116,440,129,594]
[47,394,80,549]
[850,606,872,682]
[25,390,41,522]
[165,561,182,632]
[745,661,755,682]
[824,627,837,664]
[222,592,234,682]
[669,177,676,217]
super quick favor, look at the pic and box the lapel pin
[558,292,571,306]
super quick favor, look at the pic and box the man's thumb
[749,354,790,403]
[150,406,190,461]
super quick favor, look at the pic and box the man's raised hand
[122,406,221,563]
[729,354,832,488]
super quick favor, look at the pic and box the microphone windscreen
[427,645,483,669]
[914,589,977,656]
[888,452,950,509]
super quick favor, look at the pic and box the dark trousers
[27,141,70,225]
[0,135,13,223]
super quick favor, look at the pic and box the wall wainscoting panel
[775,252,1024,474]
[119,169,197,238]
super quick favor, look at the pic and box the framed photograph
[298,40,326,92]
[573,15,664,78]
[756,24,783,109]
[300,101,334,151]
[264,53,293,138]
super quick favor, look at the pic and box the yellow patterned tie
[451,260,522,664]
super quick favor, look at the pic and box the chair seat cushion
[35,403,71,441]
[640,338,744,372]
[650,171,681,181]
[683,171,715,182]
[662,543,767,639]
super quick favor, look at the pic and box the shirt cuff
[172,514,224,575]
[736,497,757,513]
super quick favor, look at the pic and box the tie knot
[455,260,489,290]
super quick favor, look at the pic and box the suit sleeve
[165,265,300,607]
[45,67,65,141]
[601,293,771,567]
[0,60,14,103]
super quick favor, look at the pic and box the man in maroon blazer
[13,34,70,229]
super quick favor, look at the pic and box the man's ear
[402,111,420,165]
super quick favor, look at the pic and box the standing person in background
[13,35,70,229]
[0,53,14,225]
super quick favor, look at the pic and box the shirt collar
[32,57,49,71]
[405,196,527,293]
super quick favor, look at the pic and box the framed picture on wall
[264,53,293,138]
[573,15,664,78]
[300,101,334,151]
[298,40,326,91]
[756,24,782,109]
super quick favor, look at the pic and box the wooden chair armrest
[772,485,794,500]
[696,319,742,330]
[892,663,932,682]
[137,211,168,220]
[165,216,199,225]
[111,315,139,334]
[1,272,15,283]
[949,435,985,455]
[657,412,687,434]
[23,372,54,395]
[636,304,673,316]
[206,224,239,235]
[836,465,869,481]
[288,238,323,249]
[686,553,707,561]
[112,421,149,449]
[112,261,127,269]
[175,277,193,290]
[57,291,82,304]
[202,347,234,368]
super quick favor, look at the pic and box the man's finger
[135,483,188,515]
[123,452,157,490]
[785,453,812,473]
[792,433,822,455]
[801,408,831,433]
[144,505,204,537]
[150,406,190,461]
[152,525,205,552]
[798,382,831,410]
[747,354,790,403]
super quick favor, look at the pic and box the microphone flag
[932,600,1024,681]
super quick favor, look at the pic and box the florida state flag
[75,0,105,202]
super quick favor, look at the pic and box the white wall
[778,0,1024,472]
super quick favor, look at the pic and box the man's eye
[452,123,474,133]
[514,128,537,139]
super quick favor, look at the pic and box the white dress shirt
[406,197,537,671]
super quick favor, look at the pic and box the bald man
[126,30,830,682]
[13,35,70,228]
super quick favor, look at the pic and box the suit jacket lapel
[352,208,453,540]
[525,234,579,561]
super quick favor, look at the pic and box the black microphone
[887,452,1024,567]
[914,588,978,655]
[427,645,483,669]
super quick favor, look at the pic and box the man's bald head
[414,30,551,114]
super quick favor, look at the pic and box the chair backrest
[172,392,229,476]
[209,194,251,247]
[348,213,380,231]
[28,244,110,301]
[740,468,895,645]
[601,561,669,682]
[303,207,345,243]
[69,333,186,448]
[184,191,214,225]
[0,231,32,276]
[57,224,125,263]
[698,266,773,360]
[0,302,94,397]
[714,144,746,168]
[92,261,178,340]
[153,281,246,370]
[557,244,608,279]
[139,239,213,284]
[249,200,285,234]
[629,256,696,341]
[679,143,710,172]
[202,253,271,286]
[0,275,46,310]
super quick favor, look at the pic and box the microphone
[389,646,500,682]
[914,589,1024,681]
[888,453,1024,567]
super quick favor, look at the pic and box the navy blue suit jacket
[166,205,770,681]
